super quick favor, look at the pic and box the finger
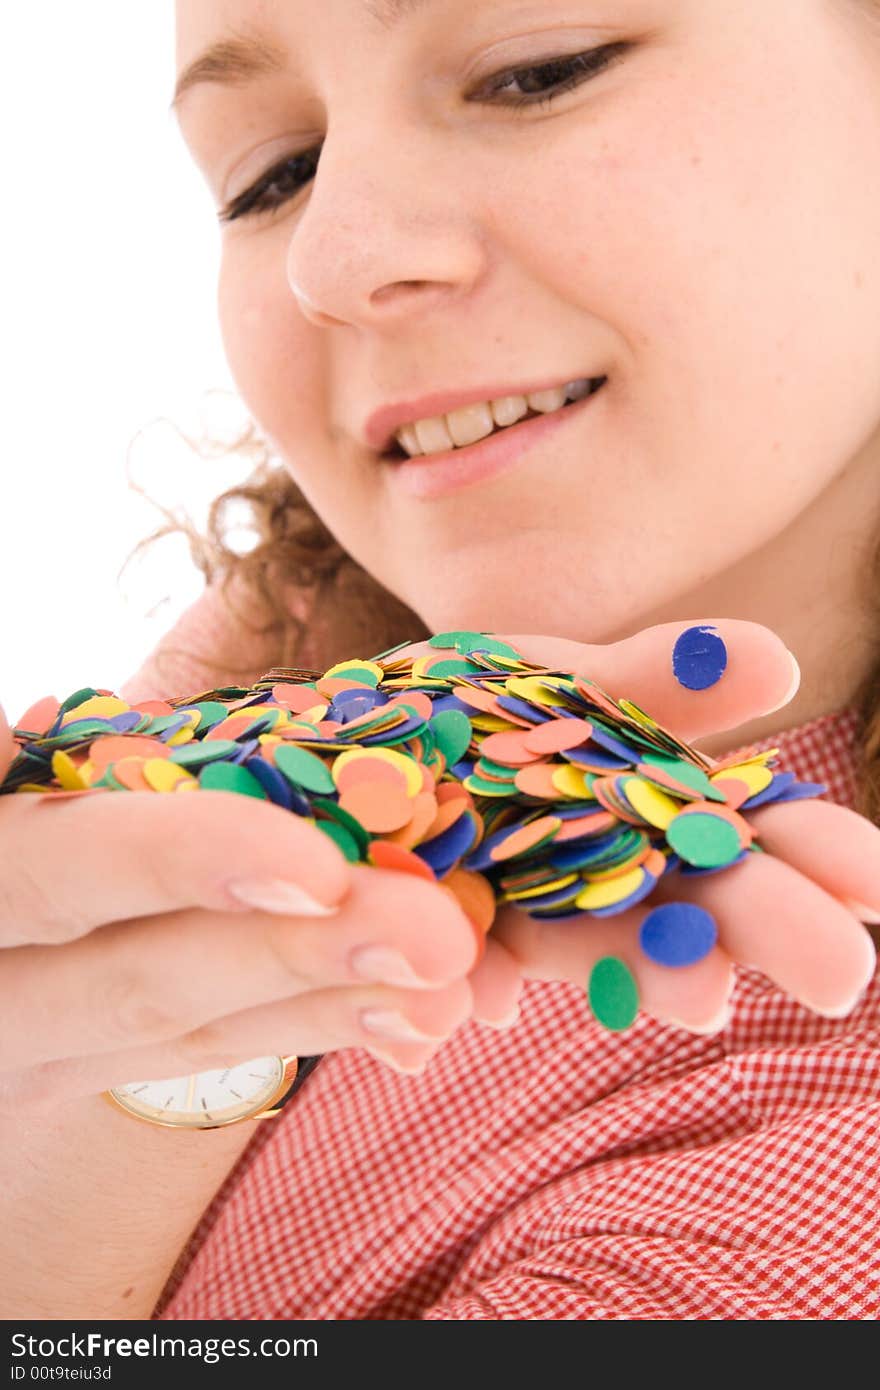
[396,621,798,744]
[465,936,524,1026]
[0,866,480,1069]
[492,899,736,1033]
[745,799,880,921]
[0,788,352,947]
[656,850,876,1018]
[0,975,475,1112]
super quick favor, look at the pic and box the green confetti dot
[58,687,101,716]
[429,631,521,658]
[666,811,742,868]
[310,797,371,854]
[198,762,269,799]
[429,631,480,650]
[426,658,486,679]
[187,701,231,731]
[464,774,518,796]
[316,819,362,862]
[640,752,725,802]
[331,664,380,688]
[430,709,472,765]
[53,718,118,738]
[274,744,337,794]
[587,956,639,1031]
[169,739,242,767]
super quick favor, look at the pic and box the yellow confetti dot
[575,866,646,909]
[166,726,196,747]
[332,746,422,798]
[618,699,658,729]
[505,677,568,706]
[323,658,384,684]
[51,750,89,790]
[551,764,593,799]
[142,759,198,793]
[709,762,774,796]
[59,696,130,725]
[508,873,579,900]
[622,777,681,829]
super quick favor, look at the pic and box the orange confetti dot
[90,735,171,774]
[522,716,593,755]
[513,763,560,799]
[489,815,562,862]
[478,730,536,766]
[338,781,413,833]
[368,841,437,881]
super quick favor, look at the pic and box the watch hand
[185,1073,196,1111]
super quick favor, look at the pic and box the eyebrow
[171,2,435,112]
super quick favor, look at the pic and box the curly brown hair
[122,403,880,833]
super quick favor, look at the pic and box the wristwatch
[103,1053,323,1130]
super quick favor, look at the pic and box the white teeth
[413,416,455,453]
[525,386,567,413]
[445,400,496,448]
[393,376,597,458]
[396,422,423,456]
[490,395,529,428]
[564,378,592,401]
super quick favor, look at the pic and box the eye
[218,41,629,224]
[477,41,630,110]
[219,147,322,224]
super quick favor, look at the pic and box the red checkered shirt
[146,702,879,1320]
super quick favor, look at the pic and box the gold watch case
[103,1055,299,1130]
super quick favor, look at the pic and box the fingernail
[359,1008,442,1042]
[762,649,801,716]
[480,1005,521,1030]
[665,1001,732,1035]
[364,1045,429,1075]
[349,945,437,988]
[225,877,339,916]
[844,898,880,925]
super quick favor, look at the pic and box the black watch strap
[276,1053,324,1107]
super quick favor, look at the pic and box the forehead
[175,0,431,48]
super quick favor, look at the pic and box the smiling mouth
[381,377,608,462]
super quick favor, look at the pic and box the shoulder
[119,570,319,703]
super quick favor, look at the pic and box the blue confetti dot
[639,902,718,966]
[672,626,728,691]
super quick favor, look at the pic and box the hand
[0,696,519,1116]
[400,621,879,1034]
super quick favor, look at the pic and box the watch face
[107,1055,288,1129]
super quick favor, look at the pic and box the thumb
[0,701,15,782]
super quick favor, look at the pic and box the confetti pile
[0,631,826,1030]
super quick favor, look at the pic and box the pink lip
[383,381,606,501]
[363,375,598,453]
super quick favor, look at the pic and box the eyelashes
[218,42,629,224]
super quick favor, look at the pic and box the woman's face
[174,0,880,643]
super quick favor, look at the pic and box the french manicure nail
[364,1045,429,1075]
[480,1005,521,1030]
[665,1001,732,1035]
[844,899,880,925]
[359,1008,441,1042]
[225,877,339,916]
[349,945,436,987]
[762,649,801,716]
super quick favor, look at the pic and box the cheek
[216,244,392,570]
[217,247,304,440]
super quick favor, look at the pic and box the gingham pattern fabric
[147,702,879,1320]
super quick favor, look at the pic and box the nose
[285,129,485,329]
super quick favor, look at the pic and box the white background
[1,2,257,722]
